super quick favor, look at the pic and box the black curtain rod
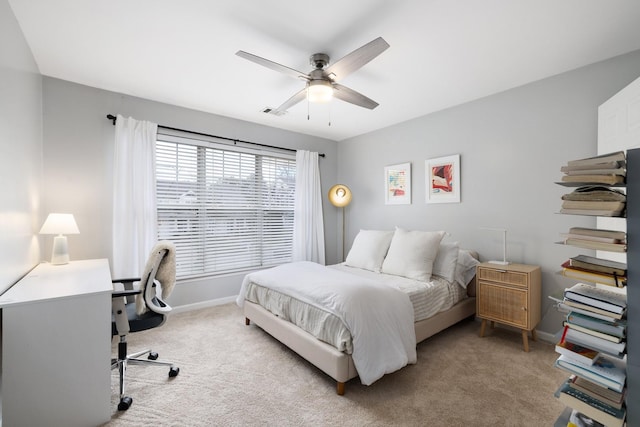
[106,114,325,157]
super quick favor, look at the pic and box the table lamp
[481,227,509,265]
[39,213,80,265]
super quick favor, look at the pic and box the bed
[236,228,480,395]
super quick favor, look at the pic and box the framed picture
[384,162,411,205]
[426,154,460,204]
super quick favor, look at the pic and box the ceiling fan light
[307,80,333,103]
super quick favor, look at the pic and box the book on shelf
[564,283,627,314]
[561,238,627,253]
[554,354,626,393]
[568,227,626,240]
[561,200,625,211]
[560,265,626,287]
[566,312,626,339]
[569,254,627,276]
[554,379,626,427]
[562,261,626,278]
[560,233,623,244]
[566,151,626,168]
[558,303,621,322]
[561,160,624,172]
[560,175,625,185]
[561,185,626,202]
[563,167,626,176]
[555,331,601,366]
[564,327,626,357]
[563,322,623,343]
[568,375,626,410]
[565,409,605,427]
[562,300,624,321]
[559,208,625,217]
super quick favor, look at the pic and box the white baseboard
[535,330,556,344]
[171,295,237,314]
[471,316,557,344]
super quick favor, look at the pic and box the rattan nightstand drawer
[477,267,528,288]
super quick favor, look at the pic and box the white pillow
[381,228,445,281]
[454,249,480,289]
[345,230,394,272]
[432,241,459,283]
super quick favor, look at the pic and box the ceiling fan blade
[325,37,390,82]
[332,84,379,110]
[269,88,307,114]
[236,50,309,80]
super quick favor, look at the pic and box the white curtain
[292,150,326,264]
[112,114,159,278]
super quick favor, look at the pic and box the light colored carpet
[104,303,566,426]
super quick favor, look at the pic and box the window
[155,133,296,279]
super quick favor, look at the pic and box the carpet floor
[104,303,567,426]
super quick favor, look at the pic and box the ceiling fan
[236,37,390,115]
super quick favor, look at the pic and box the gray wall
[7,0,640,330]
[0,0,42,293]
[41,78,338,308]
[338,49,640,336]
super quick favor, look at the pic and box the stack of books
[559,151,626,186]
[554,375,626,427]
[559,186,626,217]
[559,228,627,254]
[553,283,628,426]
[560,253,627,287]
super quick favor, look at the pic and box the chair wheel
[169,367,180,377]
[118,396,133,411]
[148,351,159,360]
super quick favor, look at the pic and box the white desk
[0,259,112,426]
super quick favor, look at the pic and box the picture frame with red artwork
[426,154,460,204]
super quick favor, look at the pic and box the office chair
[111,241,180,411]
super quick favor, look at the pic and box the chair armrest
[112,289,141,298]
[149,294,172,314]
[112,277,141,285]
[112,278,141,303]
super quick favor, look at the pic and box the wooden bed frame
[244,277,477,395]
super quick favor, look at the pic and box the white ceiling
[9,0,640,141]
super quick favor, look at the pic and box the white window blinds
[155,134,296,279]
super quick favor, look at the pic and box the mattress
[242,264,467,354]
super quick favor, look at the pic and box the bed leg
[245,317,250,326]
[336,382,345,396]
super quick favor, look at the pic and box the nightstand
[476,262,541,352]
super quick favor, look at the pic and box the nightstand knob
[521,307,527,311]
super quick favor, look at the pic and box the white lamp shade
[307,80,334,103]
[328,184,352,207]
[39,213,80,235]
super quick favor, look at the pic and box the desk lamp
[481,227,509,265]
[39,213,80,265]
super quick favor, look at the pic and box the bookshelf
[553,150,632,426]
[625,148,638,426]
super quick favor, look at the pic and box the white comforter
[236,261,417,386]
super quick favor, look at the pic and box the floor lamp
[328,184,352,261]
